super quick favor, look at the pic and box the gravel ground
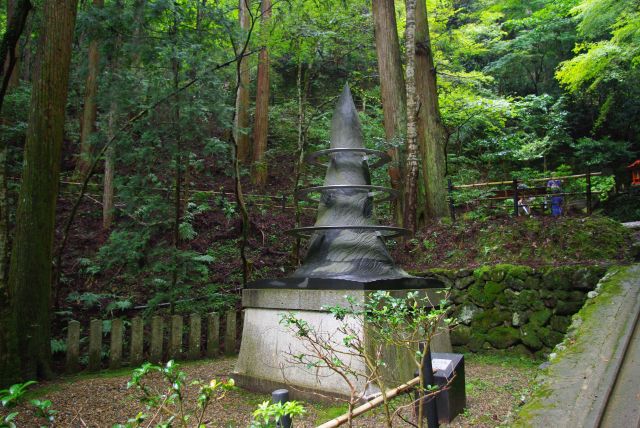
[1,354,538,427]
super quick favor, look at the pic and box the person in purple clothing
[547,179,563,216]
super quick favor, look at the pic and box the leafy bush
[119,360,235,428]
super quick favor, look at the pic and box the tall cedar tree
[251,0,270,188]
[0,0,31,110]
[77,0,104,177]
[235,0,251,163]
[6,0,79,381]
[372,0,406,224]
[0,0,32,387]
[403,0,419,233]
[415,0,448,218]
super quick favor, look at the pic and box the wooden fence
[447,171,602,221]
[64,310,241,373]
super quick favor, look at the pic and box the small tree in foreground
[281,290,451,427]
[120,360,235,428]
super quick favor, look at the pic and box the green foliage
[121,360,236,428]
[250,400,306,428]
[0,381,36,407]
[0,381,56,428]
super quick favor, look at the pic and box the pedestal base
[233,288,451,402]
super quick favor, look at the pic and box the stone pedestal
[233,285,451,402]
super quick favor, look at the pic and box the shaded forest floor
[49,149,637,342]
[1,353,539,427]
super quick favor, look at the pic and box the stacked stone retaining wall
[415,264,607,356]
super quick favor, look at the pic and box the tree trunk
[372,0,406,223]
[3,0,22,90]
[102,102,116,230]
[6,0,78,381]
[0,0,31,112]
[415,0,448,219]
[77,0,104,177]
[403,0,419,234]
[251,0,271,188]
[170,5,182,304]
[234,0,251,164]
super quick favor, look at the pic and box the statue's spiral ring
[305,148,391,169]
[286,225,409,239]
[295,185,399,204]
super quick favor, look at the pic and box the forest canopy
[0,0,638,384]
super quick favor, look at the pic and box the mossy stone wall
[415,264,607,356]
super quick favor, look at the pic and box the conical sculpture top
[291,84,410,281]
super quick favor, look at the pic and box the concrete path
[514,265,640,428]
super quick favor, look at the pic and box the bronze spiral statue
[286,84,414,284]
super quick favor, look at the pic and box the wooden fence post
[513,179,519,217]
[66,320,80,373]
[169,315,183,360]
[130,316,144,366]
[447,178,456,222]
[150,316,164,363]
[188,313,201,360]
[88,319,102,371]
[224,310,237,356]
[109,319,123,369]
[207,312,220,357]
[586,169,592,215]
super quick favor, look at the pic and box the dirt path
[1,354,537,427]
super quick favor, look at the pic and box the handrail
[316,376,421,428]
[453,172,602,189]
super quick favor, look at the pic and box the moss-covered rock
[473,266,492,281]
[505,277,525,291]
[555,300,584,315]
[487,326,521,349]
[512,311,528,327]
[568,290,586,302]
[472,308,510,332]
[468,280,507,308]
[542,267,574,290]
[540,328,564,348]
[455,275,475,290]
[524,275,541,289]
[457,304,480,325]
[418,264,607,353]
[529,308,552,326]
[496,288,518,306]
[490,268,506,282]
[520,324,544,350]
[572,267,607,290]
[514,289,541,311]
[550,315,571,333]
[450,325,472,346]
[502,264,534,280]
[467,333,486,352]
[512,344,533,356]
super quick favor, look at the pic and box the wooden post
[109,318,123,369]
[169,315,183,360]
[224,310,237,356]
[150,316,164,363]
[66,320,80,373]
[130,316,144,366]
[88,319,102,371]
[586,169,592,216]
[513,179,519,217]
[206,312,220,357]
[447,178,456,222]
[188,313,201,360]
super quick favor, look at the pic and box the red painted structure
[629,160,640,186]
